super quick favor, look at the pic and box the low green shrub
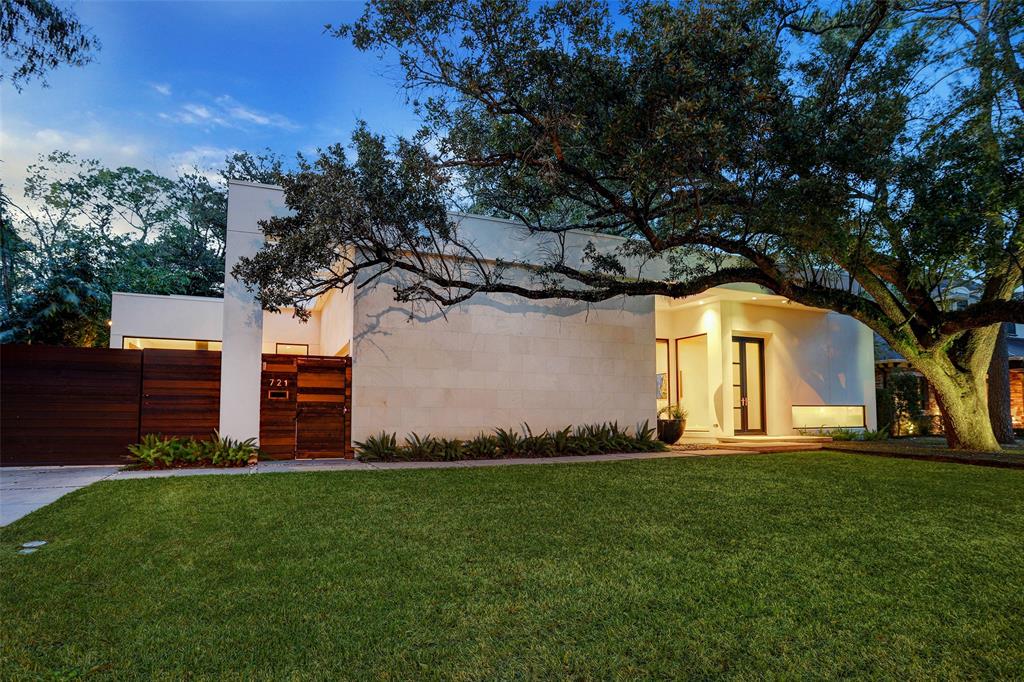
[825,427,861,441]
[860,427,890,441]
[127,431,257,468]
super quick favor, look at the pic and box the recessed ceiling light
[751,296,758,300]
[698,300,705,304]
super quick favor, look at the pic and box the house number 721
[269,378,289,387]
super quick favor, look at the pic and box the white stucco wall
[350,272,656,441]
[110,293,223,349]
[318,287,354,356]
[262,310,322,355]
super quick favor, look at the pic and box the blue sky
[2,1,421,194]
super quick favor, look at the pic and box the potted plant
[657,404,687,444]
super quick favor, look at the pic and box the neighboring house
[110,180,878,449]
[875,327,1024,431]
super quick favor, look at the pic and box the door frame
[732,336,766,435]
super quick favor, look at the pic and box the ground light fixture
[17,540,46,555]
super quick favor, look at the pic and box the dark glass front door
[732,337,766,434]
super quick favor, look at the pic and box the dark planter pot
[657,419,686,445]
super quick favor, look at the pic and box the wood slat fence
[1,345,220,465]
[2,345,354,465]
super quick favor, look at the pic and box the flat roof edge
[112,292,225,303]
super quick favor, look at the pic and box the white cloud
[159,94,299,131]
[168,145,240,183]
[216,95,299,131]
[151,83,172,96]
[0,123,152,198]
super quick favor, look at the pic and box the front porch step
[717,435,833,444]
[712,441,824,453]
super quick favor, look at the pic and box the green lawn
[2,453,1023,680]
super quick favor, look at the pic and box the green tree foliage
[236,0,1022,449]
[1,0,100,90]
[1,149,284,346]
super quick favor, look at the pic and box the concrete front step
[718,436,833,444]
[712,442,825,453]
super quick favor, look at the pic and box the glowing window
[275,343,309,356]
[792,405,865,429]
[122,337,222,351]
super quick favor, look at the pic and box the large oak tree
[235,0,1023,450]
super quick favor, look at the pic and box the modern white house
[109,180,877,452]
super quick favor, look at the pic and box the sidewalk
[3,447,755,525]
[105,447,751,480]
[0,465,120,526]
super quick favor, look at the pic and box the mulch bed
[828,440,1024,469]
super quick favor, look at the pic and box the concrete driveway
[1,466,119,526]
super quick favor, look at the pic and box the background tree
[1,149,284,345]
[236,0,1022,450]
[1,0,100,90]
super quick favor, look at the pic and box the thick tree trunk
[987,323,1015,444]
[930,375,1000,450]
[900,324,1004,451]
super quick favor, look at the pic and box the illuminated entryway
[655,287,878,437]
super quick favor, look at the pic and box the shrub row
[127,431,260,468]
[355,421,666,462]
[816,427,890,442]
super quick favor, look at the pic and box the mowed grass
[2,453,1023,680]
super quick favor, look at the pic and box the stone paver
[1,466,119,526]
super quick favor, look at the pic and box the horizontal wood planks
[259,354,299,460]
[140,349,221,439]
[1,345,142,465]
[259,354,353,459]
[3,345,353,465]
[296,356,352,458]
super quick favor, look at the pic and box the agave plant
[355,431,399,462]
[405,432,442,460]
[128,433,175,467]
[463,433,498,460]
[493,427,524,457]
[520,423,556,458]
[437,437,463,462]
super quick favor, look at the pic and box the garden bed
[829,437,1024,468]
[356,422,666,462]
[125,432,259,469]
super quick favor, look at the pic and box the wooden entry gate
[259,354,353,459]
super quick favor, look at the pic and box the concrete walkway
[0,465,120,526]
[104,447,751,481]
[2,447,757,525]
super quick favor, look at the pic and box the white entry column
[219,180,289,441]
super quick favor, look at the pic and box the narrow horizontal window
[122,337,222,351]
[792,405,865,429]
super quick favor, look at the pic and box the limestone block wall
[350,275,656,441]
